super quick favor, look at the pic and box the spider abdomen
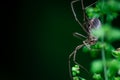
[89,18,101,30]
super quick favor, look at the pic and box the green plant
[71,0,120,80]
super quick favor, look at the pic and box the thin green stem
[101,0,108,79]
[101,37,108,80]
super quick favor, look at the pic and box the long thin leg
[84,1,98,24]
[80,0,86,22]
[83,41,91,50]
[73,44,89,73]
[81,0,98,28]
[73,32,87,39]
[69,43,89,80]
[71,0,89,35]
[83,41,100,51]
[81,0,91,26]
[69,51,74,80]
[85,1,98,10]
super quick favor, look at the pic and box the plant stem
[101,0,108,79]
[101,37,108,80]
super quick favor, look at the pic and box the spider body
[86,18,101,45]
[85,36,97,45]
[69,0,101,80]
[88,18,101,31]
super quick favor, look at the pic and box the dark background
[1,0,120,80]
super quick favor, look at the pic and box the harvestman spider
[69,0,101,79]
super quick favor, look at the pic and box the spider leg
[69,43,89,80]
[71,0,89,35]
[73,32,87,39]
[83,41,91,50]
[72,44,89,73]
[85,1,98,10]
[81,0,91,27]
[69,49,75,80]
[85,1,98,24]
[83,41,100,52]
[81,0,98,29]
[80,0,86,22]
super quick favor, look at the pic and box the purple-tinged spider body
[89,18,101,30]
[69,0,101,80]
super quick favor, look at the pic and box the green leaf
[73,77,79,80]
[106,28,120,42]
[106,13,118,22]
[72,65,80,76]
[114,77,120,80]
[82,46,89,53]
[99,24,120,42]
[91,60,103,73]
[104,43,115,51]
[112,48,120,59]
[107,59,120,77]
[93,73,102,80]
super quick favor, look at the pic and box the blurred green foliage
[72,65,80,76]
[91,24,120,42]
[72,65,86,80]
[93,73,102,80]
[91,60,103,73]
[71,0,120,80]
